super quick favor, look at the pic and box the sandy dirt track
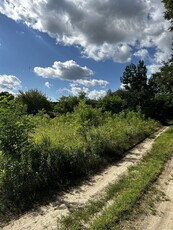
[133,146,173,230]
[2,127,167,230]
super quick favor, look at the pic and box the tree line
[1,55,172,124]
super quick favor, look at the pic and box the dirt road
[133,148,173,230]
[2,127,167,230]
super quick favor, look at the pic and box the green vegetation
[0,3,172,226]
[120,60,148,110]
[0,98,35,219]
[16,89,53,115]
[0,51,172,223]
[0,53,173,222]
[0,97,158,220]
[58,126,173,230]
[162,0,173,31]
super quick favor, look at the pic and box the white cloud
[34,60,93,80]
[88,90,107,100]
[70,86,89,96]
[45,81,52,88]
[70,86,107,100]
[72,79,109,88]
[0,74,22,94]
[147,64,162,77]
[57,83,107,100]
[69,78,109,99]
[0,0,171,64]
[56,87,71,94]
[134,49,149,59]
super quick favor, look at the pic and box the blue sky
[0,0,172,101]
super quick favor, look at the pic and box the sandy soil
[2,127,167,230]
[133,144,173,230]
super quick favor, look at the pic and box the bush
[0,98,35,209]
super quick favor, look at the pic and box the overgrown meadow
[0,99,159,219]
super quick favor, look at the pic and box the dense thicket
[0,98,159,217]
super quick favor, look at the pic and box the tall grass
[0,102,159,220]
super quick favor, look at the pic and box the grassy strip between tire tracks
[58,126,173,230]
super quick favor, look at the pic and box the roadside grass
[58,126,173,230]
[113,186,169,230]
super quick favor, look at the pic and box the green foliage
[120,60,147,92]
[32,102,158,187]
[0,99,159,219]
[0,92,14,102]
[17,89,52,115]
[148,58,173,121]
[0,98,35,211]
[54,95,80,114]
[120,60,149,110]
[0,98,34,157]
[53,93,97,115]
[97,93,124,114]
[149,59,173,95]
[118,59,173,123]
[162,0,173,30]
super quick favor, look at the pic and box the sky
[0,0,172,101]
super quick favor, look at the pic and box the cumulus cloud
[34,60,93,80]
[67,78,109,98]
[57,82,108,100]
[71,79,109,88]
[147,64,162,77]
[0,0,171,64]
[69,87,107,100]
[70,86,89,96]
[134,49,149,59]
[0,74,21,94]
[88,90,107,100]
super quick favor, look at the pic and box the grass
[58,126,173,230]
[114,186,169,229]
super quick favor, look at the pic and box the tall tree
[148,58,173,121]
[120,60,149,109]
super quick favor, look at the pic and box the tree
[162,0,173,31]
[149,59,173,94]
[97,93,124,114]
[120,60,147,91]
[17,89,52,115]
[54,95,80,114]
[148,58,173,121]
[120,60,149,109]
[0,91,14,101]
